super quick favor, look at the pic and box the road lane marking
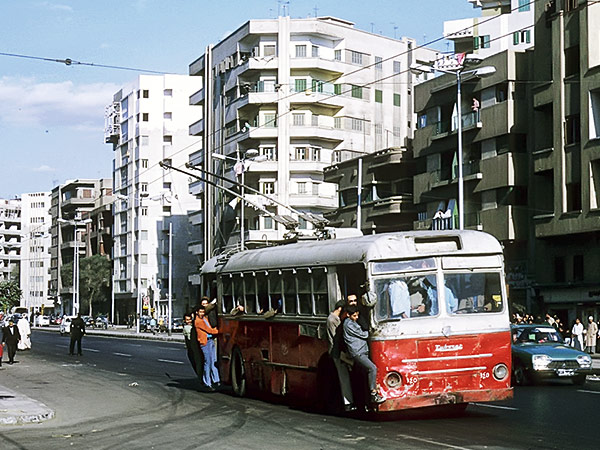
[471,403,518,411]
[113,352,132,357]
[157,359,185,365]
[84,348,100,353]
[396,433,471,450]
[126,344,142,347]
[158,347,180,351]
[578,389,600,395]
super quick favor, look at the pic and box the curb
[32,326,185,343]
[0,387,55,426]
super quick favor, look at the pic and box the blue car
[511,324,593,385]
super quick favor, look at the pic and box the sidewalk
[0,385,54,425]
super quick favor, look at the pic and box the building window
[164,112,172,120]
[311,147,321,161]
[393,93,401,107]
[292,113,305,126]
[351,85,363,99]
[554,256,565,282]
[375,56,383,72]
[312,45,319,57]
[141,183,148,193]
[565,0,578,12]
[163,182,171,190]
[351,50,363,65]
[261,146,277,160]
[141,135,149,146]
[140,230,148,240]
[163,135,172,144]
[393,61,401,73]
[263,45,276,56]
[566,182,582,211]
[573,255,584,281]
[473,35,490,49]
[334,49,342,61]
[565,115,581,145]
[295,45,307,58]
[590,159,600,209]
[518,0,530,12]
[334,117,342,129]
[513,30,531,45]
[334,84,342,95]
[297,182,307,194]
[261,181,275,195]
[294,147,307,160]
[263,113,277,127]
[263,215,274,230]
[312,183,319,196]
[298,217,308,230]
[163,89,172,96]
[565,45,580,77]
[141,254,148,264]
[375,89,383,103]
[351,118,363,131]
[163,206,171,216]
[142,90,149,98]
[295,78,307,93]
[141,207,148,216]
[590,90,600,140]
[142,113,149,122]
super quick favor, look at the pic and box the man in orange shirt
[194,306,220,390]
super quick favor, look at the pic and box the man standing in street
[585,316,598,354]
[69,313,86,356]
[343,304,385,405]
[17,314,31,350]
[2,317,21,364]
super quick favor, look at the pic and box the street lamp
[411,58,496,230]
[57,217,91,315]
[212,149,267,250]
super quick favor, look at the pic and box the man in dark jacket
[69,313,86,356]
[2,317,21,365]
[343,305,385,405]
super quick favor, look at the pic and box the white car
[35,315,50,327]
[59,316,76,335]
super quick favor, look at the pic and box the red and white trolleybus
[200,230,513,412]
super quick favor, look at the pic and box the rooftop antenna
[313,5,318,17]
[370,22,374,33]
[391,22,398,39]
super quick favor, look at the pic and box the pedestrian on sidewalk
[2,318,21,364]
[69,313,86,356]
[585,316,598,354]
[17,314,31,351]
[572,318,584,351]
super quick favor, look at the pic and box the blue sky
[0,0,478,198]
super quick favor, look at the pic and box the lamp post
[411,58,495,230]
[57,217,91,315]
[212,149,266,250]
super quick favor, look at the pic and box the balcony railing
[431,110,480,137]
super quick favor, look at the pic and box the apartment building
[49,179,111,316]
[105,75,202,323]
[444,0,534,59]
[0,198,21,283]
[527,0,600,322]
[187,15,436,270]
[412,49,530,306]
[19,192,52,315]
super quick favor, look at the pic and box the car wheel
[573,374,586,385]
[230,346,247,397]
[513,366,530,386]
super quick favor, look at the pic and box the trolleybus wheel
[512,366,530,386]
[230,347,247,397]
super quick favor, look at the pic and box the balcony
[190,88,205,106]
[189,180,204,196]
[289,57,345,76]
[289,125,343,142]
[431,110,482,140]
[188,210,204,226]
[289,193,336,209]
[188,240,204,255]
[533,147,554,173]
[443,18,475,40]
[475,152,527,192]
[189,149,204,167]
[189,118,204,137]
[188,273,202,285]
[289,160,330,173]
[481,205,527,241]
[237,57,279,74]
[367,195,415,218]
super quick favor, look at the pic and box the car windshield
[515,327,564,344]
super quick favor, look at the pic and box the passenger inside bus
[375,275,439,320]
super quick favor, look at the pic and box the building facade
[444,0,534,59]
[187,15,437,279]
[105,75,203,324]
[19,192,52,315]
[0,198,21,284]
[527,0,600,324]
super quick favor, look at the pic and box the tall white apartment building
[187,16,436,265]
[444,0,534,58]
[19,192,52,314]
[0,198,21,283]
[105,75,203,323]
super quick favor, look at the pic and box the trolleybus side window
[270,272,283,313]
[257,272,269,313]
[444,272,503,314]
[374,274,439,320]
[244,274,257,313]
[313,269,328,316]
[283,271,297,314]
[233,274,244,311]
[222,275,234,313]
[298,270,312,315]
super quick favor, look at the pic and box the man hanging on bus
[343,304,385,405]
[327,300,355,412]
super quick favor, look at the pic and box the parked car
[171,318,183,332]
[511,324,593,385]
[139,315,152,333]
[95,315,110,329]
[60,316,76,336]
[82,316,95,328]
[34,315,50,327]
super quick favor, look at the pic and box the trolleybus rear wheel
[230,347,247,397]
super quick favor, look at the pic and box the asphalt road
[0,330,599,450]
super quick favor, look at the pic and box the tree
[79,255,112,316]
[0,280,22,312]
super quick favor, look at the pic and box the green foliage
[0,280,22,312]
[79,255,112,316]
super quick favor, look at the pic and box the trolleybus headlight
[492,363,509,381]
[384,371,402,388]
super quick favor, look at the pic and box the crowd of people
[512,312,599,354]
[1,314,31,367]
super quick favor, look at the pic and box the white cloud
[0,77,120,130]
[36,1,73,12]
[32,165,56,173]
